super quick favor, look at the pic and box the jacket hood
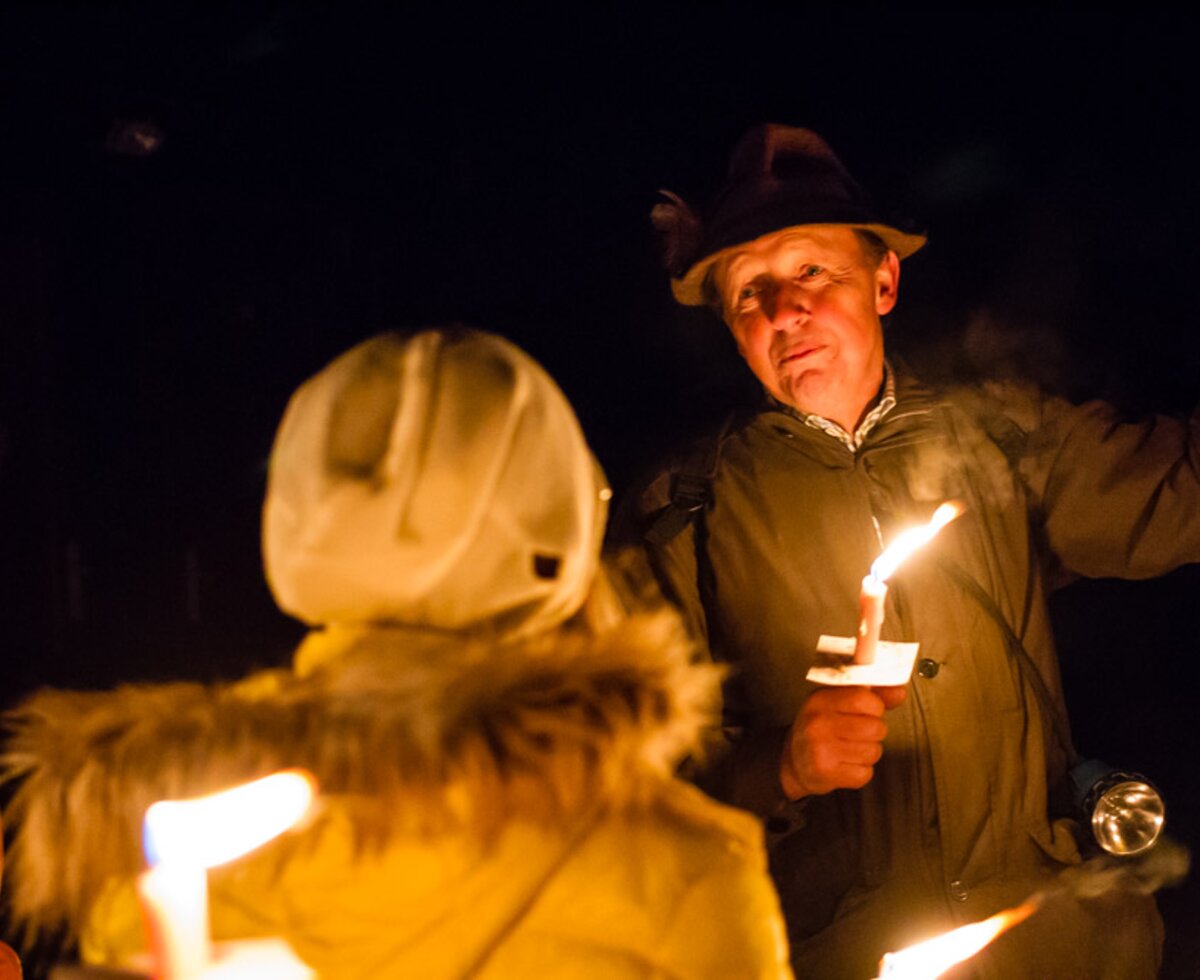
[2,607,719,944]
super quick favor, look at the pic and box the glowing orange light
[144,769,316,869]
[871,502,963,584]
[855,502,964,664]
[138,770,317,979]
[875,901,1037,979]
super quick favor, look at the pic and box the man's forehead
[719,225,863,281]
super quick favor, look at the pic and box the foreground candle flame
[870,502,963,584]
[139,770,317,979]
[875,900,1038,979]
[145,769,316,868]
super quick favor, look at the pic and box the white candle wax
[137,861,210,979]
[854,574,888,665]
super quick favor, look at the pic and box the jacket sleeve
[979,381,1200,580]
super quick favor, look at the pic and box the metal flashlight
[1069,759,1165,857]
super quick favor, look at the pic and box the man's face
[715,226,900,431]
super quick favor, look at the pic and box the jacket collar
[766,360,899,452]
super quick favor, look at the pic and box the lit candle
[873,900,1038,979]
[853,503,963,666]
[855,573,888,665]
[136,770,317,980]
[138,861,209,979]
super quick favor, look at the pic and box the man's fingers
[873,685,909,710]
[814,738,883,769]
[835,763,875,790]
[806,712,887,744]
[802,757,878,794]
[783,684,908,799]
[805,685,887,719]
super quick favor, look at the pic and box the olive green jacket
[634,374,1194,979]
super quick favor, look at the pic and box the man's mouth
[777,344,822,368]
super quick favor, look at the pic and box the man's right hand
[779,685,907,800]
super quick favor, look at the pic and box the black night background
[2,7,1200,976]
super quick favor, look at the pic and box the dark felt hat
[656,124,926,305]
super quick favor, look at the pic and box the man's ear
[875,251,900,315]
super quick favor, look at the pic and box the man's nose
[763,281,809,327]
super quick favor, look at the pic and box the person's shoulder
[900,370,1045,441]
[951,376,1047,416]
[638,776,768,861]
[610,406,761,542]
[893,358,1064,429]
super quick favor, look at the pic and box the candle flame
[877,901,1038,979]
[144,769,316,869]
[870,502,963,584]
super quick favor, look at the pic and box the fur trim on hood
[2,608,719,944]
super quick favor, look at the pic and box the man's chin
[778,377,832,417]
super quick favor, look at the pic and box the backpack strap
[640,412,750,729]
[644,412,736,548]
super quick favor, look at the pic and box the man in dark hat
[628,124,1198,977]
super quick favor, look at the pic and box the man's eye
[729,282,764,316]
[800,264,824,278]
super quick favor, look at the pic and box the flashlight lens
[1091,779,1165,856]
